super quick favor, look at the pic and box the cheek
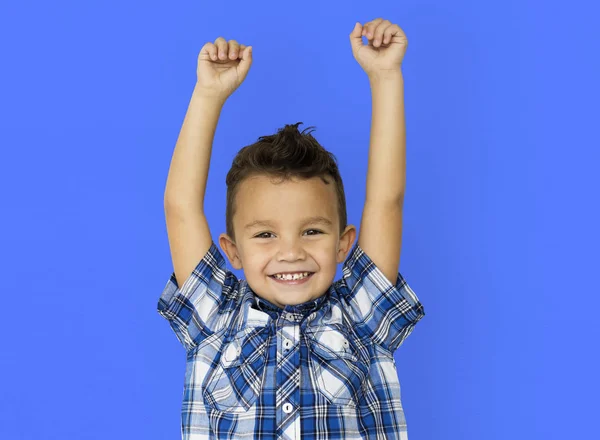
[314,245,340,267]
[242,248,270,273]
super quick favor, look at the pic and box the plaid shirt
[158,240,425,440]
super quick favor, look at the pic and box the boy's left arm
[359,74,405,284]
[350,19,409,284]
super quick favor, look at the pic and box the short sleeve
[157,241,235,352]
[337,242,425,353]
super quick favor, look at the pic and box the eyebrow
[244,216,333,230]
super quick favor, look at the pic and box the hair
[225,122,347,242]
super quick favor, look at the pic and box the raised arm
[164,87,224,288]
[164,38,253,287]
[350,19,408,284]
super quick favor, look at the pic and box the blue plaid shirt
[158,240,425,439]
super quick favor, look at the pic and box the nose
[276,237,306,261]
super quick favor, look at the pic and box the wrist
[193,83,229,106]
[368,69,404,85]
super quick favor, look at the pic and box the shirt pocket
[203,328,269,412]
[306,326,369,407]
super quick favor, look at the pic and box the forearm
[365,72,406,204]
[164,83,227,211]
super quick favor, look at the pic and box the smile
[269,272,314,284]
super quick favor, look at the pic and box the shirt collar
[253,289,329,316]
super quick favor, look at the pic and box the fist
[196,37,253,100]
[350,18,407,79]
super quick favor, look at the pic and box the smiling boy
[221,172,351,309]
[158,18,425,440]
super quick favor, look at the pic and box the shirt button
[286,312,294,320]
[282,402,293,413]
[283,339,293,349]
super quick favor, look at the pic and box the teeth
[273,272,310,280]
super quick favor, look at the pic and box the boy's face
[219,174,356,309]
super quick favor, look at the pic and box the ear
[218,233,243,270]
[336,224,357,263]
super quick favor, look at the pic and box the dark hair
[225,122,347,241]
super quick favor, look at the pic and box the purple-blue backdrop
[0,0,596,439]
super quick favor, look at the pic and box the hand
[350,18,408,80]
[196,37,253,100]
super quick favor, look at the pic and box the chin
[266,291,311,308]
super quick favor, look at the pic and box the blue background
[1,0,597,439]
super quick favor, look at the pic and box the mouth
[269,272,315,285]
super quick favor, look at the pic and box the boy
[158,18,425,440]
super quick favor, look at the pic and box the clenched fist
[196,37,253,100]
[350,19,407,80]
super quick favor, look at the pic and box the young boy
[158,18,425,440]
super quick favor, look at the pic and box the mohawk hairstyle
[225,122,347,241]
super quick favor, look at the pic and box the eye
[254,232,274,239]
[305,229,323,236]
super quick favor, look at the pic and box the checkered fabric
[158,240,425,439]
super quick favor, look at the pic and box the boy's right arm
[163,84,226,288]
[164,38,253,289]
